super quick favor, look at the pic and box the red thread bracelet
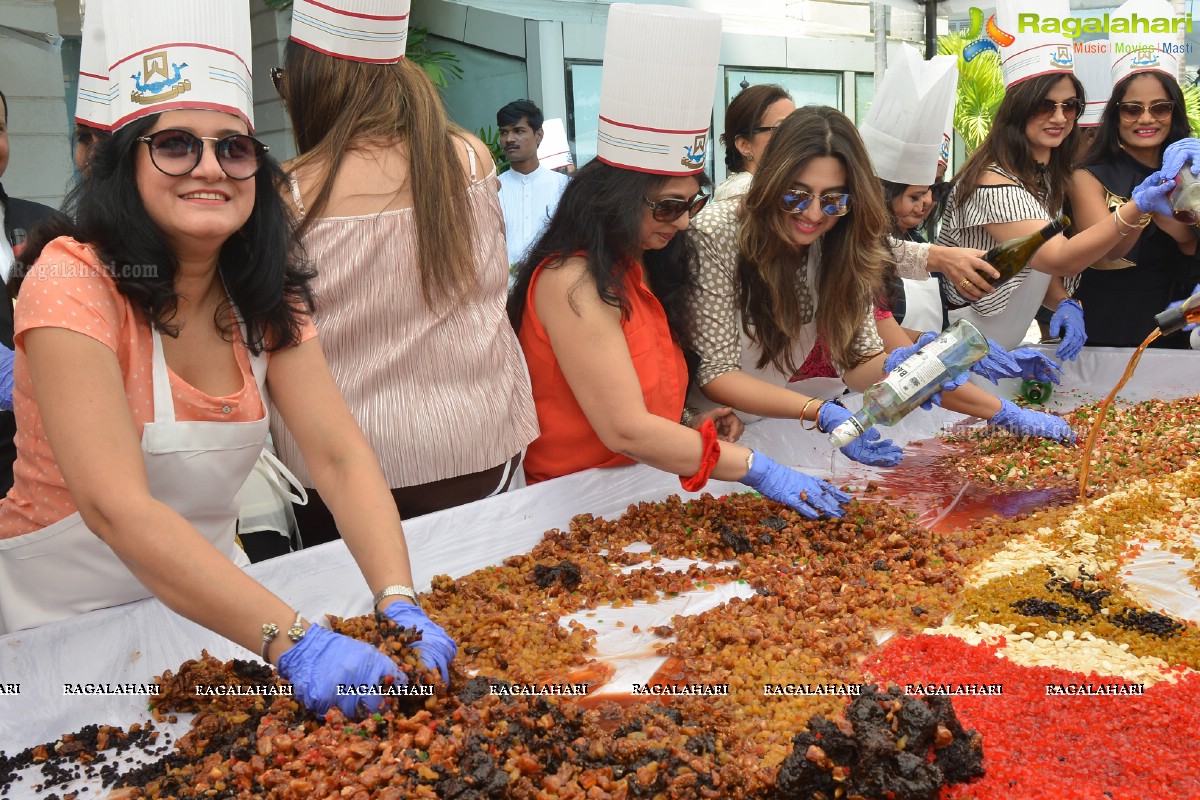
[680,418,721,492]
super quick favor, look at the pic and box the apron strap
[150,328,176,424]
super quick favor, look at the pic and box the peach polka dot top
[0,237,316,538]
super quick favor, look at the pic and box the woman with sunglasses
[510,7,852,520]
[268,9,538,541]
[937,69,1175,355]
[714,84,795,202]
[689,106,1076,449]
[1067,61,1200,347]
[0,10,455,718]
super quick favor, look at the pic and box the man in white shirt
[496,99,569,267]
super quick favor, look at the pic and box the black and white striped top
[937,166,1075,316]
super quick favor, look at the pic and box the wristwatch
[373,584,421,610]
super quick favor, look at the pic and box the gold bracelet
[799,397,823,430]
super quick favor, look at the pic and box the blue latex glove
[884,332,969,410]
[967,339,1021,384]
[1160,137,1200,182]
[382,601,458,685]
[816,402,903,467]
[0,346,12,412]
[1008,347,1063,384]
[277,624,405,718]
[1131,169,1176,217]
[1166,284,1200,332]
[741,451,850,520]
[990,399,1077,444]
[1048,299,1087,360]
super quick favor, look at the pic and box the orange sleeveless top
[518,257,688,484]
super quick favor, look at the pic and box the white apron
[899,277,945,334]
[0,326,268,634]
[947,268,1051,351]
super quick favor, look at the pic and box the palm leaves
[1184,81,1200,138]
[938,30,1005,155]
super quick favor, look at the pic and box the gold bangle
[261,622,280,663]
[799,397,823,430]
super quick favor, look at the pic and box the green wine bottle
[1021,379,1052,405]
[981,214,1071,286]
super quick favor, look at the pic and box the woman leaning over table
[509,4,855,521]
[0,2,454,719]
[688,106,1077,448]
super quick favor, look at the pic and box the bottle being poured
[1169,158,1200,225]
[828,319,989,448]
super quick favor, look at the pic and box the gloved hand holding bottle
[740,451,850,520]
[817,402,903,467]
[884,332,969,410]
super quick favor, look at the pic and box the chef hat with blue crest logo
[1109,0,1182,88]
[595,4,722,176]
[106,0,254,131]
[995,0,1075,88]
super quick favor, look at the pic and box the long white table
[1,346,1196,796]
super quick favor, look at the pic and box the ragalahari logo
[963,7,1015,62]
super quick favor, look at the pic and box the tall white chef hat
[75,0,114,129]
[106,0,254,131]
[289,0,410,64]
[1074,44,1111,126]
[538,118,571,172]
[860,44,958,187]
[1109,0,1182,88]
[995,0,1075,88]
[596,4,723,175]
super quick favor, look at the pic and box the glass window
[429,36,528,144]
[724,70,841,112]
[855,74,874,126]
[566,61,602,167]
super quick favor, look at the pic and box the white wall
[1,0,73,208]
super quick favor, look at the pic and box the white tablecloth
[1,346,1196,780]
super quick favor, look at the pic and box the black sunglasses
[1116,100,1174,122]
[780,189,851,217]
[644,192,709,222]
[271,66,285,94]
[1033,98,1084,120]
[136,129,268,180]
[751,124,780,135]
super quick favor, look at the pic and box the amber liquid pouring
[1077,328,1160,500]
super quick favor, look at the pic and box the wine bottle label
[882,351,946,403]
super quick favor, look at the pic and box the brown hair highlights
[279,42,478,309]
[737,106,890,374]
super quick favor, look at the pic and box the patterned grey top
[688,198,887,386]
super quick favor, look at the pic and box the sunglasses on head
[644,192,710,222]
[136,129,269,180]
[1116,100,1174,122]
[780,189,851,217]
[1032,98,1084,120]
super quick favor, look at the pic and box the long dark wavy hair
[507,159,703,359]
[1081,71,1190,168]
[14,114,315,354]
[738,106,891,373]
[951,72,1085,214]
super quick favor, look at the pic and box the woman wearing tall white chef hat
[0,0,454,719]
